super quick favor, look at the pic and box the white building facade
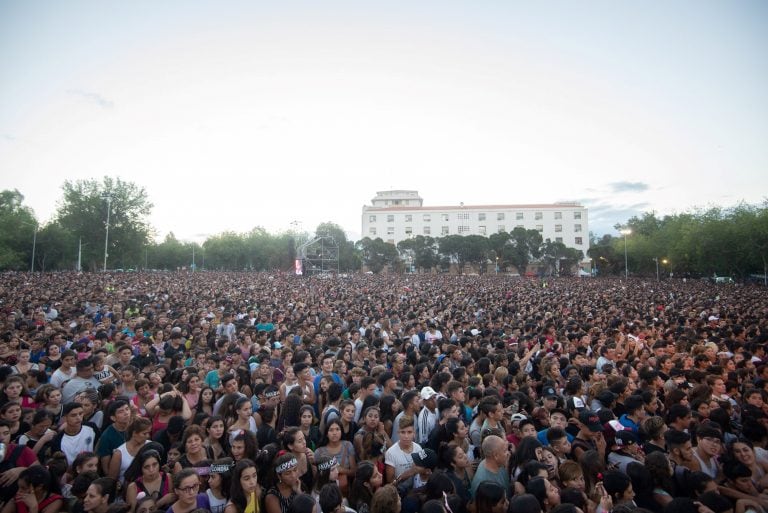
[361,190,589,259]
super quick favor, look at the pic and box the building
[361,190,589,259]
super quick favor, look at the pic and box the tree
[398,235,440,272]
[357,237,399,273]
[507,227,543,275]
[55,177,153,270]
[0,189,37,270]
[541,239,583,276]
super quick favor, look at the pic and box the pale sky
[1,1,766,243]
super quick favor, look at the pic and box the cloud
[609,181,649,193]
[66,89,115,109]
[588,202,651,235]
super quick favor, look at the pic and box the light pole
[654,257,659,281]
[102,193,113,272]
[495,256,499,275]
[620,228,631,279]
[30,223,37,272]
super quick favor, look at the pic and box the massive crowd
[0,270,767,513]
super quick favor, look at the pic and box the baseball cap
[615,430,638,447]
[420,386,438,400]
[578,410,603,432]
[412,448,437,469]
[542,386,558,399]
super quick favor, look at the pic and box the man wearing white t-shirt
[385,416,422,493]
[49,350,77,389]
[50,402,96,465]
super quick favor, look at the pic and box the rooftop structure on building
[362,190,589,258]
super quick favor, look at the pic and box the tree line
[0,177,765,278]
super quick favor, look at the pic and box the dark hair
[62,401,84,416]
[318,483,343,513]
[124,448,163,483]
[349,461,376,509]
[19,465,61,495]
[474,481,506,512]
[603,470,632,501]
[91,477,118,504]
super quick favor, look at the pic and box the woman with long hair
[231,431,260,463]
[311,455,340,502]
[1,465,64,513]
[32,384,63,425]
[125,448,175,513]
[525,476,561,513]
[298,406,321,452]
[197,386,216,416]
[314,419,356,496]
[205,415,231,460]
[277,394,304,433]
[281,427,315,493]
[108,416,152,484]
[1,375,36,408]
[348,461,383,513]
[437,442,472,501]
[207,457,234,513]
[354,406,388,473]
[82,477,118,513]
[379,395,401,439]
[265,453,302,513]
[227,396,258,441]
[224,458,261,513]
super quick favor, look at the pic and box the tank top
[136,472,171,497]
[266,487,297,513]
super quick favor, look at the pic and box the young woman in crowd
[124,448,175,513]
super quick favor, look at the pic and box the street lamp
[495,256,499,275]
[102,193,113,272]
[620,228,631,279]
[654,257,659,281]
[30,222,38,272]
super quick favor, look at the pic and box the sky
[1,1,766,243]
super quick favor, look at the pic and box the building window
[536,224,543,232]
[478,213,486,221]
[393,200,401,205]
[478,225,486,235]
[442,226,449,235]
[458,212,469,220]
[535,212,543,220]
[516,212,524,220]
[574,212,582,220]
[423,214,431,222]
[441,213,449,222]
[387,227,394,235]
[556,237,563,243]
[574,224,582,233]
[405,214,412,222]
[575,237,583,245]
[458,226,470,234]
[498,226,505,233]
[387,215,394,223]
[369,227,377,236]
[369,215,376,223]
[555,224,562,232]
[423,226,431,235]
[497,213,505,221]
[405,226,412,235]
[554,212,562,220]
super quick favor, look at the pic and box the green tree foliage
[397,235,439,272]
[0,189,37,270]
[507,227,543,275]
[55,177,153,270]
[357,237,399,273]
[540,239,584,276]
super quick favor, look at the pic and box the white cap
[420,386,438,400]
